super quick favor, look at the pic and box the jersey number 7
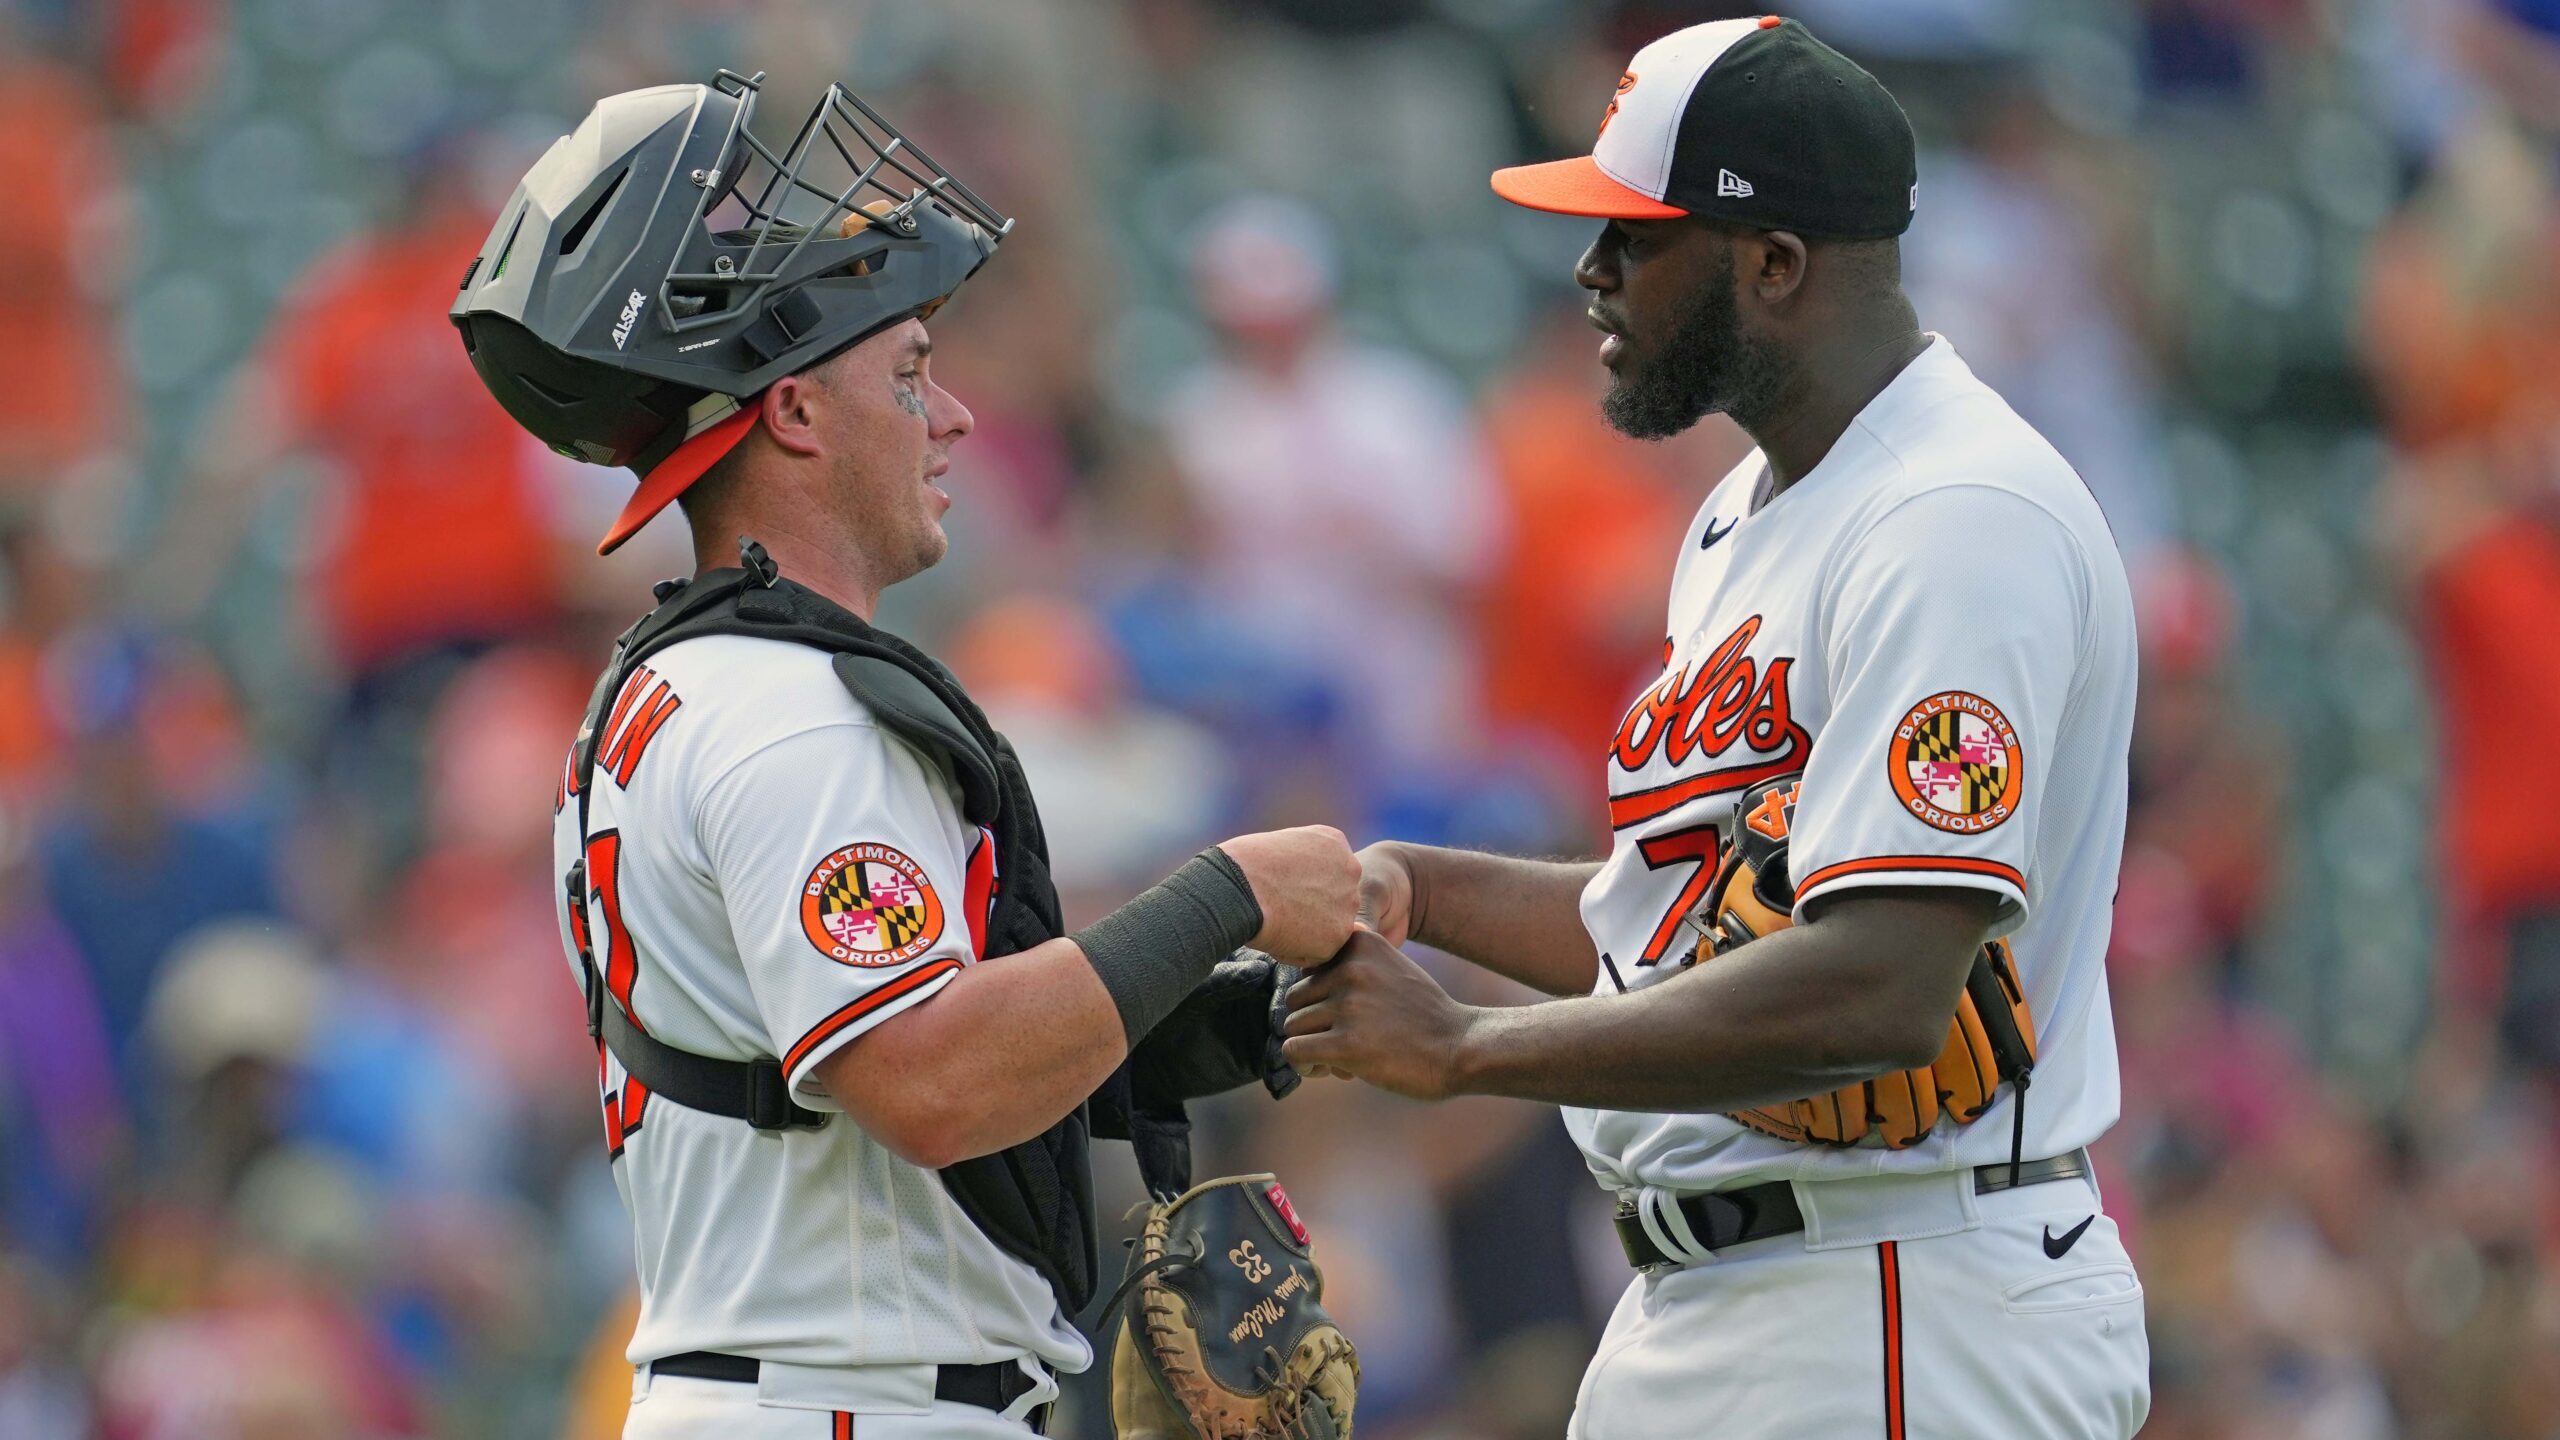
[1634,822,1722,965]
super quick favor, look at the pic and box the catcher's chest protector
[1701,773,2038,1151]
[569,546,1136,1310]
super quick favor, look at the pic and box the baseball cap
[1493,16,1917,239]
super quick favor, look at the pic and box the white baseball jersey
[550,631,1090,1378]
[1568,336,2137,1196]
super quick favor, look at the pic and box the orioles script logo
[1608,616,1810,830]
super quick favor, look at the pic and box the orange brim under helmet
[1490,155,1688,219]
[596,403,760,556]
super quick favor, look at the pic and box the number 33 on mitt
[1110,1174,1359,1440]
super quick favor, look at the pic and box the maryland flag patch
[1889,691,2024,834]
[802,842,945,966]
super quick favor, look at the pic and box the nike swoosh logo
[2042,1216,2095,1259]
[1700,517,1737,550]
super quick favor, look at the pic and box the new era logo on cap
[1489,15,1918,240]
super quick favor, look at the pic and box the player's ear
[761,373,827,458]
[1750,230,1809,306]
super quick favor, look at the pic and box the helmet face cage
[451,70,1012,470]
[668,69,1012,338]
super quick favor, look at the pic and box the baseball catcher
[451,67,1361,1438]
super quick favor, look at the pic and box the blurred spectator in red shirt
[0,24,130,496]
[2124,550,2288,976]
[0,516,95,799]
[2363,112,2560,1072]
[91,0,224,123]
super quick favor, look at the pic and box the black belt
[1613,1149,2092,1270]
[649,1350,1050,1428]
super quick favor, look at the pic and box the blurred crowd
[3,0,2560,1436]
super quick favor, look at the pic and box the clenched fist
[1217,825,1363,964]
[1354,841,1418,947]
[1281,931,1475,1101]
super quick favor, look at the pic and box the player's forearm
[823,937,1126,1166]
[832,844,1283,1165]
[1396,844,1601,996]
[1448,922,1949,1111]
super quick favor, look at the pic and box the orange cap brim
[596,404,760,556]
[1490,156,1688,219]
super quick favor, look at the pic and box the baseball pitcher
[1281,18,2150,1439]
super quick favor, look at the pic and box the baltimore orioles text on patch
[1889,690,2024,834]
[801,842,945,966]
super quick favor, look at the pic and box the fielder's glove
[1111,1174,1358,1440]
[1701,772,2038,1148]
[1129,950,1301,1110]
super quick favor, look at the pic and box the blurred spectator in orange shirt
[1474,309,1704,790]
[144,150,564,684]
[2397,501,2560,1069]
[558,1289,639,1440]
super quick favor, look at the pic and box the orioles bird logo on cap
[1600,71,1637,136]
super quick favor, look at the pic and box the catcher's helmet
[451,70,1010,554]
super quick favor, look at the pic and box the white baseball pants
[1569,1167,2149,1440]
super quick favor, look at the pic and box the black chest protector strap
[568,571,828,1132]
[565,542,1171,1311]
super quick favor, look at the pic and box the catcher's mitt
[1130,951,1302,1111]
[1110,1175,1357,1440]
[1701,773,2038,1149]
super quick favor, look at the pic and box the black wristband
[1075,847,1265,1045]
